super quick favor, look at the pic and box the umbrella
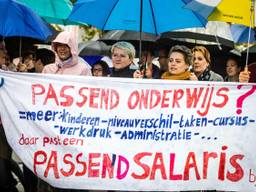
[68,0,206,58]
[242,45,256,54]
[157,31,235,77]
[17,0,85,25]
[100,30,158,42]
[78,41,111,56]
[231,24,256,43]
[0,33,59,59]
[159,21,234,49]
[0,0,53,40]
[185,0,255,27]
[159,31,234,50]
[42,16,87,26]
[185,0,256,68]
[100,30,158,53]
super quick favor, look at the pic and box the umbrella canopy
[78,41,111,57]
[100,30,158,52]
[69,0,206,58]
[159,21,234,48]
[185,0,256,68]
[185,0,255,27]
[42,16,86,26]
[69,0,206,35]
[17,0,85,25]
[159,31,234,50]
[231,24,256,43]
[243,45,256,54]
[0,0,53,40]
[101,30,158,42]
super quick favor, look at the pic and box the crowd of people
[0,30,254,192]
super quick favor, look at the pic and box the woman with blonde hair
[110,41,136,78]
[191,46,223,81]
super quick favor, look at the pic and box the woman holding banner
[191,46,223,82]
[160,45,196,81]
[0,47,21,192]
[191,46,224,192]
[110,41,137,78]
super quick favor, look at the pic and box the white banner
[0,70,256,191]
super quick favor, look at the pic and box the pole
[245,0,255,71]
[139,0,143,61]
[19,37,22,65]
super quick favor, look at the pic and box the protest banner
[0,70,256,191]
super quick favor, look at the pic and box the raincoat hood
[52,31,78,67]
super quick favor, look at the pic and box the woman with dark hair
[192,46,223,81]
[225,56,242,82]
[161,45,196,80]
[91,60,110,77]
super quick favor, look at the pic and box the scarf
[197,68,211,81]
[161,70,191,80]
[56,57,73,68]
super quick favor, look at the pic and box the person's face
[158,50,168,71]
[56,43,71,61]
[168,52,189,75]
[0,51,6,66]
[226,59,241,77]
[192,51,209,75]
[92,64,104,77]
[111,48,132,69]
[34,59,44,73]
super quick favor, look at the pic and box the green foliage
[70,0,101,41]
[80,26,102,41]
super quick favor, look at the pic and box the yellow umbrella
[185,0,255,26]
[186,0,255,69]
[208,0,255,27]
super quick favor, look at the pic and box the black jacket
[110,65,135,78]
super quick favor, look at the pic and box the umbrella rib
[193,12,207,26]
[148,0,158,35]
[102,0,120,30]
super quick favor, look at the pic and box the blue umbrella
[69,0,206,34]
[230,24,256,69]
[231,24,255,44]
[68,0,206,57]
[0,0,53,40]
